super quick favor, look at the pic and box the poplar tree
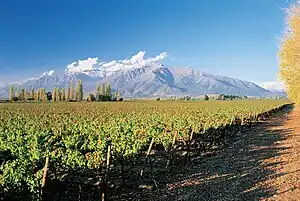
[52,88,57,102]
[9,85,14,101]
[96,83,101,101]
[56,88,60,101]
[36,90,40,101]
[24,89,27,100]
[61,88,66,101]
[20,89,25,100]
[105,83,111,101]
[39,88,43,101]
[41,88,47,102]
[38,88,44,102]
[70,80,75,100]
[116,89,121,101]
[31,88,35,99]
[101,84,106,96]
[67,86,71,101]
[279,3,300,104]
[15,88,20,100]
[76,80,83,101]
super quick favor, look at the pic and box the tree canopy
[279,3,300,104]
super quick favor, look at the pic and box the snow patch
[65,51,168,76]
[42,70,55,76]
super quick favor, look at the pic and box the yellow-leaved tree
[279,2,300,104]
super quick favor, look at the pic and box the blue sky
[0,0,291,88]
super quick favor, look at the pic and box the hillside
[0,52,285,98]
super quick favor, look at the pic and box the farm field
[0,100,292,200]
[1,0,299,200]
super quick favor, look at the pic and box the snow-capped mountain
[0,51,286,98]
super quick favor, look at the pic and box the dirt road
[115,105,300,201]
[261,107,300,201]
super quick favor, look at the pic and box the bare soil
[111,105,300,201]
[261,107,300,201]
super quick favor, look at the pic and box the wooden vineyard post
[120,153,125,187]
[248,114,252,128]
[139,138,155,183]
[166,132,177,171]
[102,141,112,201]
[230,117,234,126]
[240,117,244,132]
[184,129,194,166]
[41,156,49,201]
[119,143,128,187]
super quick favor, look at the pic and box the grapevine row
[0,100,290,200]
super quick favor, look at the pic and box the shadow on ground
[112,106,294,201]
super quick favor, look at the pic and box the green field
[0,100,290,200]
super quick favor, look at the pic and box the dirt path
[261,107,300,201]
[114,105,300,201]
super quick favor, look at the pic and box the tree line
[279,3,299,104]
[216,94,248,100]
[9,80,122,102]
[87,82,122,102]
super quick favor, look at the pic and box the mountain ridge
[0,52,286,98]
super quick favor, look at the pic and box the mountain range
[0,52,286,98]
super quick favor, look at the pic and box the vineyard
[0,100,291,201]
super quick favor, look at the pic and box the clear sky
[0,0,291,88]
